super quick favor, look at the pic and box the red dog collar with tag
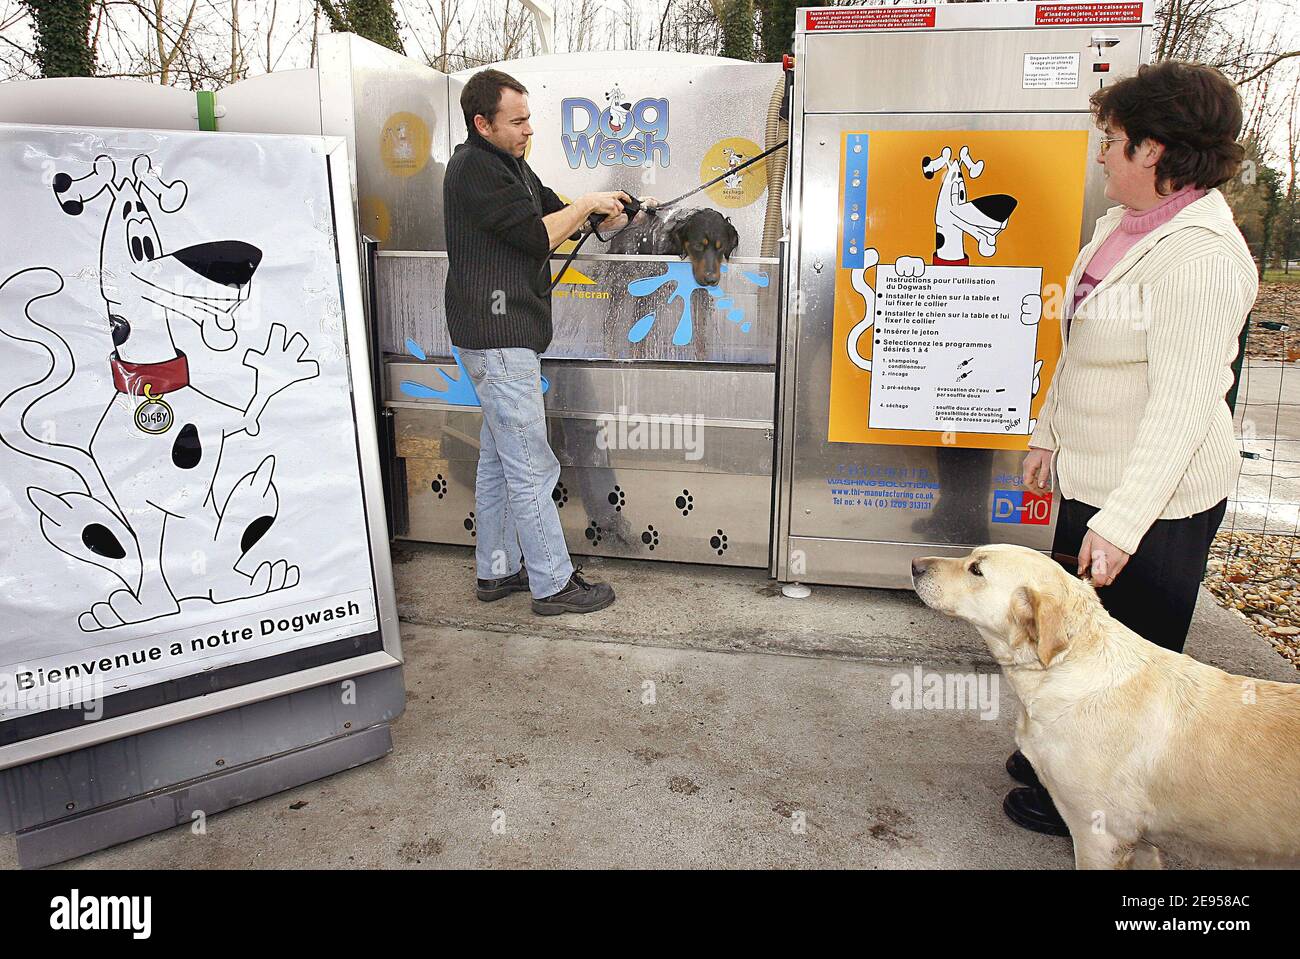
[111,351,190,395]
[931,254,970,267]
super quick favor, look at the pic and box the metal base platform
[2,666,404,868]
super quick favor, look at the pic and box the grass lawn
[1263,269,1300,285]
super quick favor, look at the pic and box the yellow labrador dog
[912,543,1300,869]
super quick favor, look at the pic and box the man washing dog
[444,68,655,614]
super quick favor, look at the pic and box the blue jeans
[459,348,573,598]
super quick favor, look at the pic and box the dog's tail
[846,250,881,372]
[0,268,116,509]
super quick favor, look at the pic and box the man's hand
[633,196,659,224]
[582,190,633,222]
[1022,446,1052,492]
[597,193,658,232]
[1077,529,1130,587]
[544,190,629,249]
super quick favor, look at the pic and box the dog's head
[668,209,739,286]
[921,146,1017,258]
[911,544,1095,670]
[52,154,262,353]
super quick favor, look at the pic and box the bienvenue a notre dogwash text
[12,599,362,691]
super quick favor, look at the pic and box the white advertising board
[0,124,394,736]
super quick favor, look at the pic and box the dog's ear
[721,217,739,258]
[669,220,691,258]
[1010,585,1068,668]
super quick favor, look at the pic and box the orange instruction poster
[828,129,1089,448]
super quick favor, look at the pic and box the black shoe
[1006,750,1041,789]
[476,567,529,602]
[1002,786,1071,837]
[531,568,615,616]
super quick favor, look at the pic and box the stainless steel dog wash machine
[378,1,1152,588]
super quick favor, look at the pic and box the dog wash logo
[561,83,670,169]
[50,889,152,939]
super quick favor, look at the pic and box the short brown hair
[461,68,528,132]
[1090,61,1244,192]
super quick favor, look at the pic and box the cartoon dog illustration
[846,145,1041,389]
[605,84,632,133]
[383,120,415,162]
[711,147,746,190]
[924,146,1017,264]
[0,154,318,632]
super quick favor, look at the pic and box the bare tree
[1282,76,1300,271]
[134,0,199,85]
[419,0,468,71]
[0,2,39,78]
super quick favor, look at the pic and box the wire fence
[1207,275,1300,667]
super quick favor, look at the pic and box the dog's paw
[79,588,179,631]
[78,605,118,632]
[250,559,300,594]
[895,256,926,277]
[243,322,319,394]
[1021,293,1043,326]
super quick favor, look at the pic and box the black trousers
[1051,497,1228,654]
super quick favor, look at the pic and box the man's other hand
[633,196,659,224]
[581,191,632,219]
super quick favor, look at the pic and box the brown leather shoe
[477,567,529,602]
[532,568,615,615]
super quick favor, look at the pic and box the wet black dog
[606,207,739,286]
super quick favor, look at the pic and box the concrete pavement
[8,542,1293,870]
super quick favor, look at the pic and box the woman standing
[1007,61,1258,836]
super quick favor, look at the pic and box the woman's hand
[1022,447,1052,492]
[1078,529,1130,587]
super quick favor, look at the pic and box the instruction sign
[828,128,1089,449]
[1022,53,1080,89]
[869,265,1043,434]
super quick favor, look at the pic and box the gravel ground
[1205,532,1300,670]
[1243,280,1299,361]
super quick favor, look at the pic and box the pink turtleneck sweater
[1071,185,1207,321]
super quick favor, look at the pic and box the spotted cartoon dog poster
[0,124,379,722]
[828,129,1089,448]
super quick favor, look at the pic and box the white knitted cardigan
[1029,189,1258,555]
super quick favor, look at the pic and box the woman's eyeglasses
[1098,135,1128,156]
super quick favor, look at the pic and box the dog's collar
[932,254,970,267]
[111,351,190,396]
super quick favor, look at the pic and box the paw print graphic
[585,521,603,546]
[709,529,728,555]
[431,474,446,499]
[552,483,569,508]
[641,525,660,551]
[675,489,694,516]
[608,485,626,511]
[464,511,476,538]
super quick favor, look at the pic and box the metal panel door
[784,111,1109,587]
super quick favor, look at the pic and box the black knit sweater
[443,128,568,353]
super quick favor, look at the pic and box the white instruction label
[868,265,1044,435]
[1022,53,1081,89]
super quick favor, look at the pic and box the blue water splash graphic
[625,262,767,345]
[399,345,552,405]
